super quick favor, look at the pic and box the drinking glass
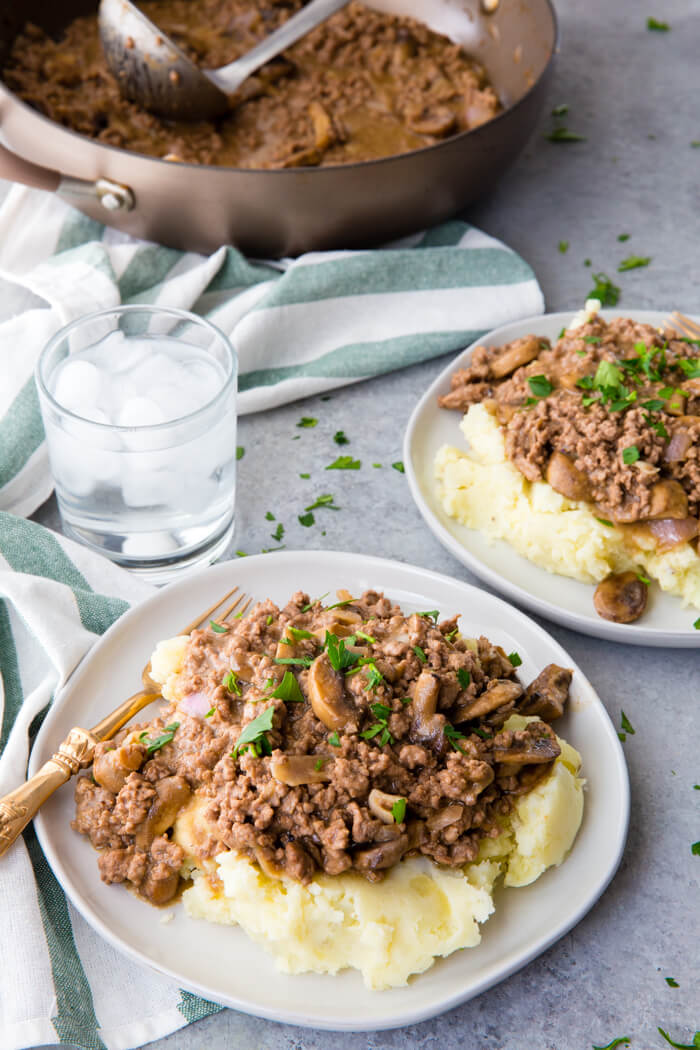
[36,305,237,583]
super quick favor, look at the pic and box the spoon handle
[208,0,350,93]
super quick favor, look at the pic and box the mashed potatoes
[435,402,700,609]
[175,714,584,990]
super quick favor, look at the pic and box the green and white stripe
[0,513,225,1050]
[0,186,543,517]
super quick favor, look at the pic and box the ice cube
[186,358,224,406]
[121,467,180,508]
[151,382,205,422]
[116,396,166,429]
[52,359,104,415]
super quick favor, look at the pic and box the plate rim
[29,550,631,1032]
[403,308,700,648]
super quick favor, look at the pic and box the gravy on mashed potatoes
[71,589,584,988]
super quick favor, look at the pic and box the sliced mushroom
[519,664,572,721]
[664,427,693,463]
[134,775,191,849]
[353,833,410,873]
[275,638,295,660]
[593,571,648,623]
[426,804,464,831]
[453,679,523,723]
[306,652,354,731]
[410,671,447,751]
[490,336,542,379]
[647,479,688,520]
[93,740,146,794]
[546,452,592,502]
[270,753,332,786]
[308,100,334,150]
[368,789,405,824]
[493,728,561,765]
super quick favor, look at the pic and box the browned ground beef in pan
[73,589,571,904]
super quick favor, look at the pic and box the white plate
[404,309,700,647]
[30,551,629,1032]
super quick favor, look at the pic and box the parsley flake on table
[589,272,621,306]
[665,977,680,987]
[223,670,242,695]
[546,127,587,143]
[297,416,318,428]
[618,255,651,272]
[392,461,405,473]
[235,550,248,558]
[622,445,640,464]
[236,446,245,460]
[391,798,407,823]
[326,455,361,470]
[333,430,349,445]
[305,493,340,511]
[508,651,522,667]
[657,1028,700,1049]
[528,375,553,398]
[139,722,180,755]
[268,671,305,704]
[209,620,229,633]
[551,103,569,117]
[621,711,635,735]
[617,233,630,242]
[647,16,670,30]
[299,512,315,527]
[694,617,700,629]
[232,706,275,758]
[299,472,310,479]
[271,522,284,542]
[373,462,382,468]
[592,1039,631,1050]
[265,511,275,521]
[559,240,569,254]
[692,842,700,856]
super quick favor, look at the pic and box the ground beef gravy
[5,1,500,168]
[439,315,700,544]
[73,589,571,905]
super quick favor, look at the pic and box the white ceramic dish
[30,551,629,1032]
[404,309,700,647]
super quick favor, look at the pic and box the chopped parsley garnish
[325,631,360,672]
[584,335,601,344]
[271,523,284,542]
[222,670,242,695]
[268,670,305,704]
[305,494,340,511]
[265,511,275,521]
[678,358,700,379]
[261,546,285,554]
[592,1040,631,1050]
[527,375,553,398]
[373,462,382,468]
[617,233,630,242]
[622,445,640,464]
[551,103,569,117]
[596,517,615,527]
[266,614,274,625]
[355,630,376,644]
[392,798,407,823]
[636,571,651,584]
[692,842,700,856]
[618,255,651,272]
[417,610,440,623]
[140,722,180,755]
[328,731,341,747]
[546,127,586,143]
[286,625,315,641]
[657,1028,700,1049]
[647,16,670,30]
[236,550,248,557]
[392,461,405,473]
[326,597,358,610]
[232,706,275,758]
[209,620,229,634]
[457,668,472,689]
[274,655,313,668]
[445,627,459,641]
[361,702,394,745]
[301,592,329,612]
[589,272,620,306]
[665,977,680,987]
[326,455,361,470]
[299,472,310,479]
[620,711,635,735]
[297,416,318,428]
[444,724,467,752]
[333,430,349,445]
[508,651,522,667]
[694,617,700,629]
[204,707,215,718]
[413,645,428,663]
[236,446,245,460]
[299,512,315,527]
[314,757,324,772]
[558,240,569,254]
[471,726,493,740]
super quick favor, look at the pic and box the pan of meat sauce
[435,303,700,624]
[72,590,584,989]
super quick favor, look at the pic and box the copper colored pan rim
[0,0,558,178]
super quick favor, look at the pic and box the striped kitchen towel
[0,184,544,519]
[0,511,277,1050]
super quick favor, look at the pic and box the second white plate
[30,551,628,1031]
[404,309,700,647]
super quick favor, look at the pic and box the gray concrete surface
[1,0,699,1046]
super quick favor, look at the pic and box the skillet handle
[0,141,135,211]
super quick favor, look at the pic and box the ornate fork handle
[0,727,98,857]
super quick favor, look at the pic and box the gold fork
[0,585,251,858]
[665,311,700,340]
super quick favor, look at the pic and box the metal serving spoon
[99,0,349,122]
